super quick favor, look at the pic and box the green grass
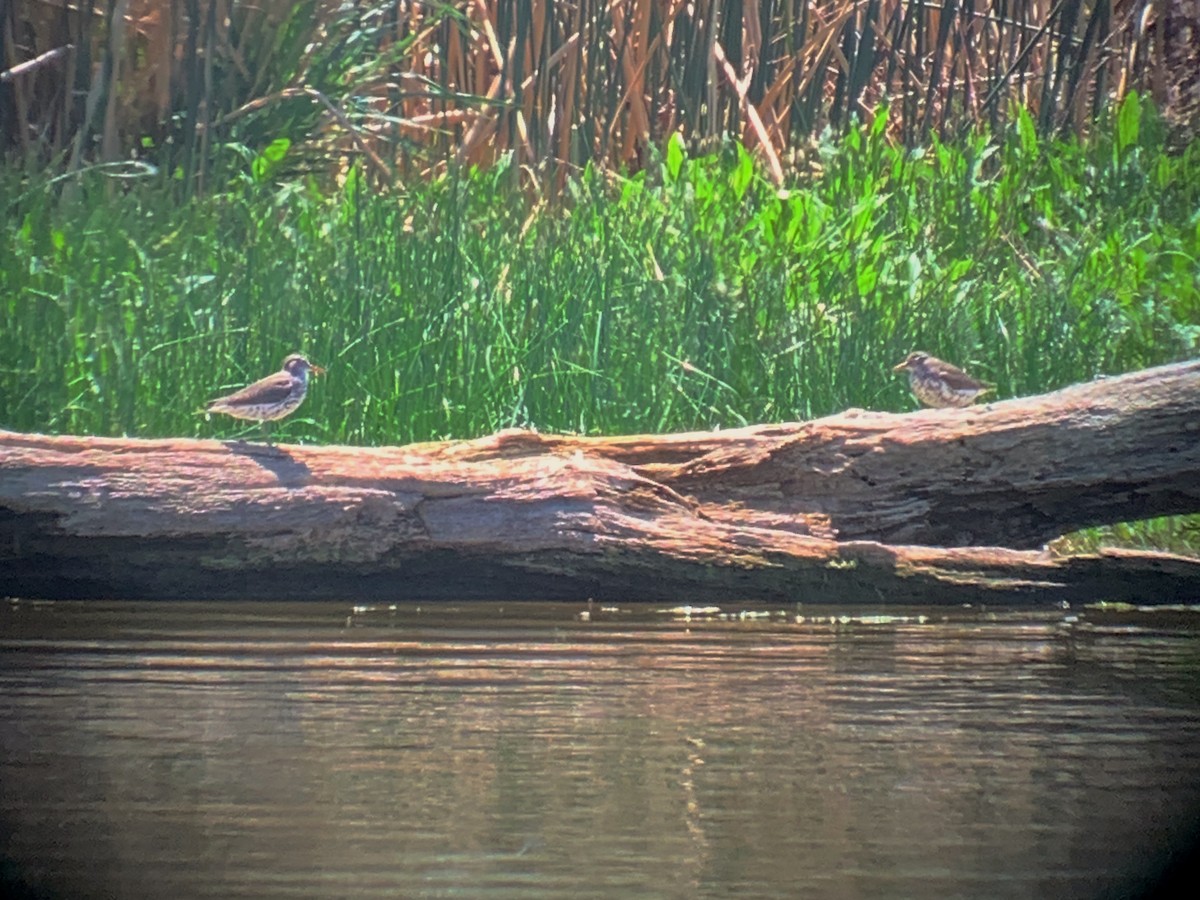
[2,99,1199,553]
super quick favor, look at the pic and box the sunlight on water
[2,600,1198,899]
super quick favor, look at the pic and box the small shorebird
[205,353,324,443]
[893,351,993,408]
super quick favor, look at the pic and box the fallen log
[1,359,1198,604]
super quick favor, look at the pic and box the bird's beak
[892,361,908,372]
[311,364,326,376]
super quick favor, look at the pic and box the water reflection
[2,601,1198,898]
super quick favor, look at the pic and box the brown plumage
[892,351,993,408]
[206,354,324,442]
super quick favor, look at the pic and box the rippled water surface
[2,600,1199,899]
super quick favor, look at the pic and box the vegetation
[2,95,1196,446]
[1049,517,1200,560]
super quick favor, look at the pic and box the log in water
[1,359,1198,603]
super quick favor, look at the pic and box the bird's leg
[262,420,273,446]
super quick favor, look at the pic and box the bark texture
[2,359,1198,604]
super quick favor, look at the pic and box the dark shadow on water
[223,440,312,486]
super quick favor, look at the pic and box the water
[2,600,1198,899]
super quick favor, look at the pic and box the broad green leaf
[856,264,878,294]
[1117,90,1140,153]
[1016,106,1037,156]
[263,138,291,163]
[870,104,890,138]
[666,133,685,181]
[730,143,753,200]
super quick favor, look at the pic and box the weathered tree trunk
[2,359,1198,604]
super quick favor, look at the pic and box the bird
[892,351,994,408]
[205,353,324,443]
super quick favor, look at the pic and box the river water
[1,600,1198,899]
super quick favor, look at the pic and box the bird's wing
[207,372,294,408]
[929,360,990,391]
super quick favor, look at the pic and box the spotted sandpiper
[893,351,994,408]
[205,354,324,443]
